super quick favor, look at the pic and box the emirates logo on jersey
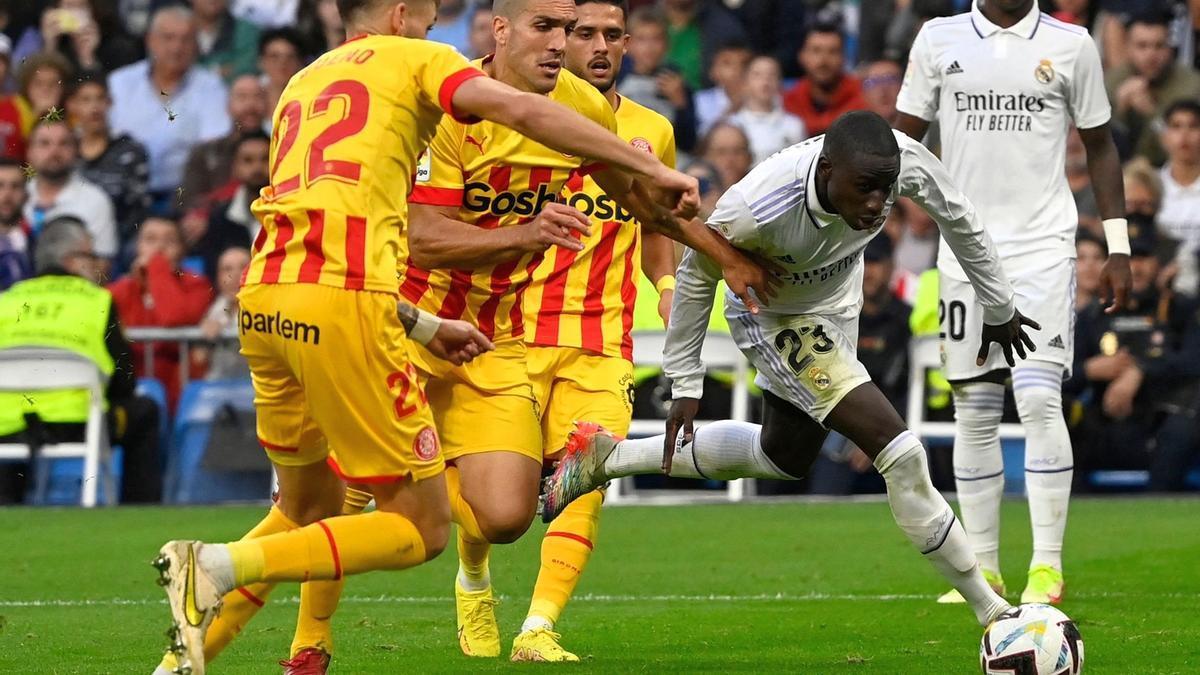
[630,137,653,154]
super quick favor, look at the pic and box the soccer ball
[980,604,1084,674]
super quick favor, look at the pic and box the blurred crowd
[0,0,1197,497]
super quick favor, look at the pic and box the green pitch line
[0,498,1196,673]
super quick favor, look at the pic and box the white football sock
[521,615,554,633]
[457,564,491,592]
[198,542,236,595]
[951,382,1006,573]
[875,431,1009,625]
[1013,365,1072,572]
[603,421,797,481]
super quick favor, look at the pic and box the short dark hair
[576,0,629,20]
[65,70,108,101]
[0,156,23,172]
[822,111,899,164]
[628,6,667,32]
[1076,229,1107,256]
[1163,99,1200,125]
[234,129,271,152]
[1127,10,1171,31]
[259,27,306,57]
[713,39,751,56]
[28,117,75,145]
[803,20,844,49]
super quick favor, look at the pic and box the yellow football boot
[511,627,581,663]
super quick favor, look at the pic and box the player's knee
[418,517,451,560]
[477,503,535,544]
[1013,383,1062,429]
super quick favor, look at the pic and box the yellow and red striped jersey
[523,96,676,361]
[245,36,482,293]
[400,59,617,343]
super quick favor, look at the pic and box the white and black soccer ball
[980,604,1084,675]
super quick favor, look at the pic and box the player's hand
[978,308,1040,367]
[648,167,700,221]
[426,319,495,366]
[657,288,673,328]
[1099,253,1131,315]
[519,202,590,253]
[1102,366,1143,419]
[663,397,700,474]
[723,249,784,314]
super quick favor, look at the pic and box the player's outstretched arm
[397,301,494,366]
[641,231,678,327]
[451,76,699,218]
[408,202,590,270]
[593,169,782,313]
[660,248,721,472]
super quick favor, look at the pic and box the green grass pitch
[0,497,1196,673]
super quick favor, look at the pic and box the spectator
[699,121,753,190]
[64,75,150,259]
[1157,100,1200,295]
[660,0,747,90]
[23,119,118,272]
[1070,222,1200,491]
[1105,12,1200,164]
[0,158,32,289]
[192,0,260,82]
[0,217,162,504]
[15,1,140,74]
[107,215,213,408]
[885,197,938,278]
[620,8,697,152]
[19,51,73,120]
[1067,128,1100,231]
[683,158,722,220]
[108,6,231,206]
[783,23,867,137]
[1124,157,1163,219]
[0,37,32,160]
[467,4,495,60]
[180,73,267,210]
[729,55,806,163]
[196,245,250,379]
[193,130,267,281]
[295,0,344,58]
[230,0,299,28]
[694,41,751,137]
[427,0,475,55]
[258,27,304,114]
[721,0,807,79]
[1076,231,1107,311]
[860,59,902,124]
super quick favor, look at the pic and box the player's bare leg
[449,451,542,657]
[152,460,343,675]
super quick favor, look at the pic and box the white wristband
[409,308,442,345]
[1103,217,1130,256]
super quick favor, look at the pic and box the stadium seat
[0,348,115,507]
[165,379,272,504]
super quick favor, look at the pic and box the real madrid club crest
[1035,59,1055,84]
[807,366,831,391]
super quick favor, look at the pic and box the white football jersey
[663,132,1017,399]
[896,3,1110,280]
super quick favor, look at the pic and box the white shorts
[727,306,872,423]
[939,257,1076,381]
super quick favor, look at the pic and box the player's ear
[493,14,508,47]
[390,2,409,35]
[817,155,833,181]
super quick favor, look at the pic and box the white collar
[970,1,1041,40]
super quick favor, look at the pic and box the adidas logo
[1048,334,1065,349]
[945,60,963,75]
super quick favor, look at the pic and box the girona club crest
[413,426,440,461]
[630,137,653,154]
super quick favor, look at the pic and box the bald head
[339,0,438,37]
[493,0,523,18]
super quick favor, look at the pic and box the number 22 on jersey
[268,79,370,198]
